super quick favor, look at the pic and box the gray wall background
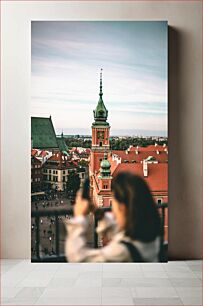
[1,1,202,259]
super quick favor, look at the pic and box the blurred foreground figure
[65,172,161,262]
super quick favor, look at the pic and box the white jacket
[65,213,160,263]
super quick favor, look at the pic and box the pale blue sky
[31,21,168,136]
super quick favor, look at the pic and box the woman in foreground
[65,172,161,262]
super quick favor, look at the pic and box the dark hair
[111,172,161,242]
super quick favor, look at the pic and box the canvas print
[31,21,168,262]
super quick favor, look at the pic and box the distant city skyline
[31,21,168,137]
[55,128,167,137]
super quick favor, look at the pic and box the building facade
[89,70,112,206]
[31,155,43,193]
[89,71,168,240]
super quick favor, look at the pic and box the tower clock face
[97,131,104,140]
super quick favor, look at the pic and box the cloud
[31,21,168,135]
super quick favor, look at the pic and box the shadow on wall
[168,26,202,260]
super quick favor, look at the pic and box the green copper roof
[92,121,109,127]
[93,69,108,123]
[94,98,108,121]
[99,153,111,177]
[31,116,59,149]
[57,133,69,154]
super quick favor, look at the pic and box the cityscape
[31,70,168,261]
[31,21,168,261]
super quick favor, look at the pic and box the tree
[66,171,81,196]
[78,160,89,167]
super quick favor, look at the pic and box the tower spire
[100,68,103,97]
[99,152,111,178]
[93,69,108,123]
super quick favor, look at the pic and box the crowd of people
[31,191,73,257]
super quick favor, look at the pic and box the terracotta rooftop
[39,150,48,157]
[128,144,168,152]
[31,149,38,157]
[112,150,168,163]
[112,163,168,193]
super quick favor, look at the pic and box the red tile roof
[39,150,48,157]
[31,149,38,156]
[48,153,69,162]
[48,153,61,162]
[46,154,78,169]
[129,145,168,152]
[70,147,79,153]
[112,150,168,163]
[31,149,49,157]
[112,163,168,193]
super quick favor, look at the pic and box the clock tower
[90,69,110,175]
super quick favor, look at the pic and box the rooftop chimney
[143,160,148,177]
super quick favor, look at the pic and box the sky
[31,21,168,136]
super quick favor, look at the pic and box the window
[103,184,108,189]
[99,142,102,147]
[49,170,51,174]
[63,170,65,174]
[157,199,162,204]
[56,171,58,174]
[81,173,84,178]
[97,131,104,139]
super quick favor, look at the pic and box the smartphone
[81,178,90,200]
